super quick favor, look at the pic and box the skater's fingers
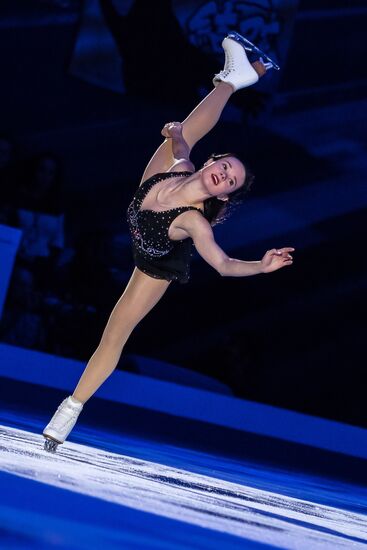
[251,59,267,77]
[162,122,182,135]
[270,247,295,255]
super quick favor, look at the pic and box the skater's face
[201,156,246,201]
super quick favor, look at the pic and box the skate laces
[50,409,80,432]
[219,50,235,78]
[56,398,83,412]
[51,399,82,431]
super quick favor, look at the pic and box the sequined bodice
[127,171,203,259]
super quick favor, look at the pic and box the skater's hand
[260,248,295,273]
[252,58,267,78]
[161,122,183,139]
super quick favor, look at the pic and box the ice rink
[1,406,367,549]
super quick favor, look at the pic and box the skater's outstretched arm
[178,210,294,276]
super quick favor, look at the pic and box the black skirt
[132,237,194,284]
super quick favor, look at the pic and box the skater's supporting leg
[140,82,233,183]
[72,268,170,404]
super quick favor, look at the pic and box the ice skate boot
[213,30,280,91]
[43,395,84,452]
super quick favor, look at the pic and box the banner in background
[69,0,298,94]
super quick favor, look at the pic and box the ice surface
[1,424,367,549]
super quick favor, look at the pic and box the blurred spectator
[1,267,46,349]
[67,229,116,310]
[1,151,67,351]
[17,151,64,215]
[14,152,66,290]
[0,134,19,225]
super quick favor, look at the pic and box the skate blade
[227,31,280,71]
[43,436,61,453]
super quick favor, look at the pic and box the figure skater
[43,32,294,452]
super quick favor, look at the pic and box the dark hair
[202,153,254,226]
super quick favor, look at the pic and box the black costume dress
[127,171,205,283]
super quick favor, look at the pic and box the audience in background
[1,266,46,349]
[0,134,19,225]
[0,143,125,358]
[1,148,69,351]
[0,136,360,428]
[15,152,65,269]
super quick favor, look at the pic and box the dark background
[1,0,366,427]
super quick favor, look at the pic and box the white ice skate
[213,30,280,91]
[43,395,84,452]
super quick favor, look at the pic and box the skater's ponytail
[202,153,254,226]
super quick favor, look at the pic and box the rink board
[0,342,366,477]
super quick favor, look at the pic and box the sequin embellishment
[127,171,202,259]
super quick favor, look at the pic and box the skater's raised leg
[140,82,234,183]
[140,33,269,183]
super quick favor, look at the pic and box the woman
[43,31,294,452]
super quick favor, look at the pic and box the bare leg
[181,82,234,148]
[72,86,233,403]
[72,268,171,404]
[140,82,233,183]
